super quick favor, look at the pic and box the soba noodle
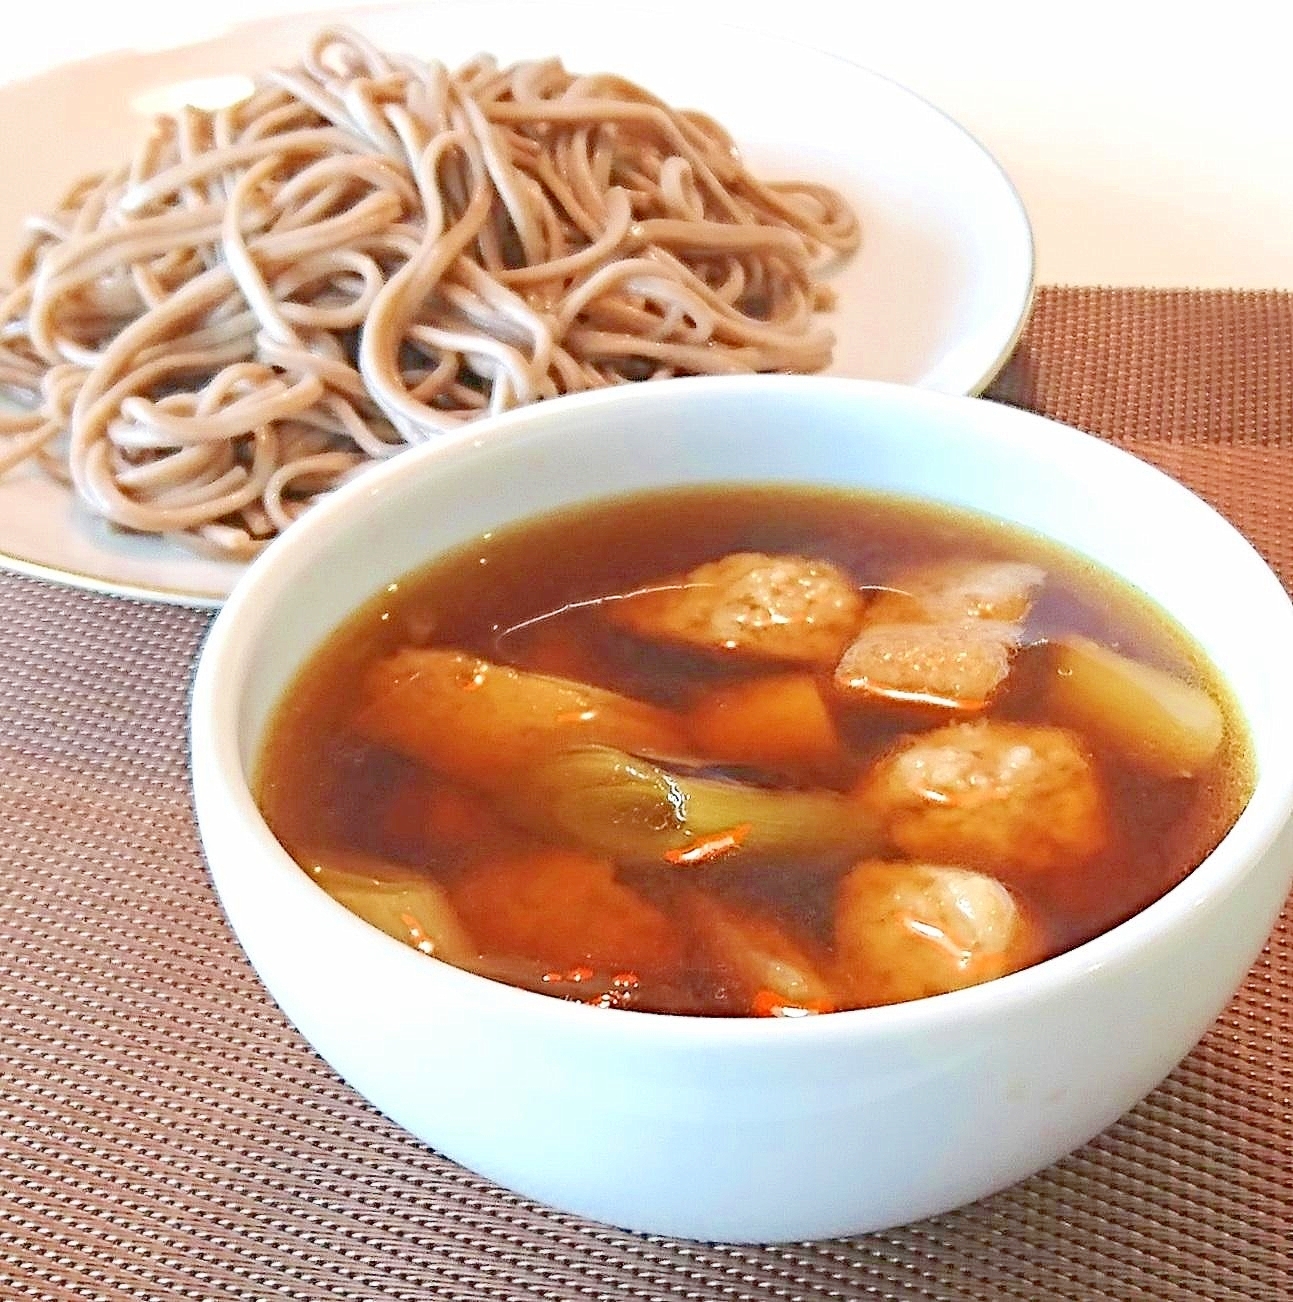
[0,28,859,557]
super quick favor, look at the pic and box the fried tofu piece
[834,620,1023,710]
[609,551,865,667]
[865,560,1045,625]
[835,560,1044,710]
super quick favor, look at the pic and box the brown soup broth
[256,485,1254,1015]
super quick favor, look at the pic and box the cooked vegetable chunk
[301,848,477,965]
[508,744,878,867]
[450,848,680,973]
[1044,637,1225,778]
[681,890,835,1015]
[377,778,519,859]
[355,647,687,788]
[609,551,865,666]
[684,671,848,777]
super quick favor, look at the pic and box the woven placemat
[1,288,1289,1301]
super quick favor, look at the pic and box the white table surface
[5,0,1292,290]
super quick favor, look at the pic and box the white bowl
[189,376,1293,1243]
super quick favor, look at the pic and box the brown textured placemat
[1,287,1290,1301]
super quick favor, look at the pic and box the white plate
[0,0,1034,607]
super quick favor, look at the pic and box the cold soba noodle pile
[0,29,857,557]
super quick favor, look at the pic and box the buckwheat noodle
[0,28,859,558]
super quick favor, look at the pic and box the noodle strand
[0,28,859,556]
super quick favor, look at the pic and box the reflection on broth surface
[255,485,1254,1016]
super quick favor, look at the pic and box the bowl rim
[190,374,1293,1049]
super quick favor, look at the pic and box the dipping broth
[255,485,1254,1017]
